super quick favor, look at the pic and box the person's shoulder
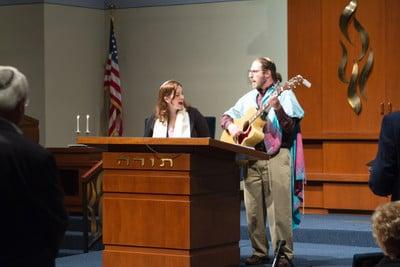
[187,107,206,117]
[243,89,258,97]
[385,111,400,122]
[145,113,156,124]
[280,88,298,99]
[376,256,400,267]
[4,131,52,160]
[187,106,199,113]
[382,111,400,132]
[23,137,52,159]
[234,89,258,104]
[146,112,156,119]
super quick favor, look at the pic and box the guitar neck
[245,74,309,126]
[248,86,283,124]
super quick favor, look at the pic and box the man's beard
[254,79,267,90]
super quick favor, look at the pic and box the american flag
[104,19,123,136]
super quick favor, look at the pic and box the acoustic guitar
[220,75,311,147]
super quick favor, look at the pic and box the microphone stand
[272,240,293,267]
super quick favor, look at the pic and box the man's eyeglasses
[248,70,263,74]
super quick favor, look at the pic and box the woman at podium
[144,80,210,138]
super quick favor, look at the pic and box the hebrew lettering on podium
[115,155,174,168]
[132,158,145,167]
[117,156,130,166]
[160,158,173,168]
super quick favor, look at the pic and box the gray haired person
[0,66,68,267]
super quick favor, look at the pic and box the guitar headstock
[280,75,312,93]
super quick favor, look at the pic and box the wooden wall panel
[385,0,400,111]
[324,183,389,210]
[288,0,397,212]
[323,141,377,178]
[322,0,385,137]
[304,183,324,208]
[303,141,323,174]
[288,0,322,138]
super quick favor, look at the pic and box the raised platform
[56,204,381,267]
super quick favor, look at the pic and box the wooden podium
[77,137,267,267]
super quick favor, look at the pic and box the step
[60,230,84,251]
[240,209,378,248]
[66,216,85,232]
[56,251,102,265]
[66,215,100,232]
[58,248,83,258]
[240,240,381,267]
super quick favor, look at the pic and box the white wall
[44,4,106,146]
[0,4,45,142]
[116,0,287,138]
[0,0,287,145]
[0,4,106,147]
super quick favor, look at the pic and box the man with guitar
[220,57,306,267]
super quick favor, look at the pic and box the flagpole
[107,3,115,22]
[103,2,123,137]
[101,3,114,137]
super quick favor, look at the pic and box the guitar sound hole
[243,121,249,132]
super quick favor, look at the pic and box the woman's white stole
[152,109,191,137]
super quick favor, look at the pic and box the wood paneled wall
[288,0,398,213]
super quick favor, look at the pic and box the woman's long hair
[155,80,188,122]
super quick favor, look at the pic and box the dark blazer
[369,111,400,201]
[144,106,210,138]
[375,256,400,267]
[0,117,68,267]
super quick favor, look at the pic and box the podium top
[76,137,269,160]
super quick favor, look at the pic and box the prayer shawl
[224,85,305,228]
[290,125,305,229]
[152,109,191,137]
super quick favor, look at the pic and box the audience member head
[0,66,29,124]
[371,201,400,260]
[155,79,188,122]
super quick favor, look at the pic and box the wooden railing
[81,160,103,253]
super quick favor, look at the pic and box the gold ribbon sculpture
[338,0,374,115]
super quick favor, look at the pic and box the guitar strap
[260,85,282,155]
